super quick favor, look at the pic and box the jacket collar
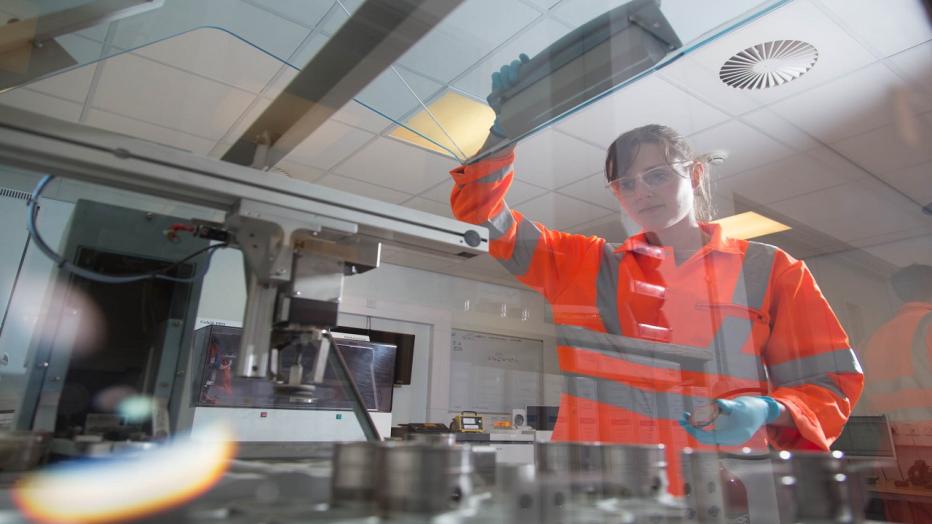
[615,222,744,258]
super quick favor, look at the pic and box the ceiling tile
[452,17,572,99]
[522,0,561,10]
[767,62,931,144]
[769,177,929,244]
[419,178,548,207]
[657,55,766,117]
[402,197,454,219]
[515,192,615,230]
[814,0,932,58]
[333,137,457,194]
[319,0,363,35]
[740,108,822,151]
[25,64,95,103]
[355,66,444,123]
[273,159,326,183]
[713,148,865,206]
[330,100,394,134]
[688,120,795,179]
[313,174,412,204]
[396,0,540,83]
[830,122,932,175]
[862,233,932,268]
[556,172,618,211]
[55,34,106,64]
[514,128,606,189]
[885,41,932,103]
[265,33,330,96]
[246,0,334,29]
[0,88,82,122]
[566,213,635,244]
[285,119,374,170]
[84,109,215,155]
[110,0,309,63]
[92,54,256,140]
[555,76,729,148]
[132,28,282,94]
[685,0,876,106]
[877,160,932,204]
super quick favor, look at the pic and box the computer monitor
[525,405,560,431]
[831,415,897,461]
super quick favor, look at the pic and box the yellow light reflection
[712,211,791,240]
[13,426,235,524]
[389,90,496,160]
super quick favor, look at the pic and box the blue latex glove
[679,396,781,446]
[487,53,530,138]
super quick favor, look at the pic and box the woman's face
[610,142,698,233]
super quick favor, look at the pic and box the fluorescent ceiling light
[389,90,495,160]
[712,211,791,240]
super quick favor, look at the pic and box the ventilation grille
[720,40,818,90]
[0,187,32,201]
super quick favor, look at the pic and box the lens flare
[116,395,155,423]
[12,426,235,523]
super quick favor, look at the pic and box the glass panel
[0,0,929,522]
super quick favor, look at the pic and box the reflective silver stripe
[708,242,775,381]
[473,163,513,184]
[498,218,541,277]
[911,312,932,386]
[768,348,863,388]
[482,206,515,241]
[740,242,776,310]
[563,374,691,421]
[596,243,623,335]
[775,375,846,398]
[555,324,712,369]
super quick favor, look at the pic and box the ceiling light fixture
[389,90,495,160]
[720,40,818,90]
[712,211,791,240]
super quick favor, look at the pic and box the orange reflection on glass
[12,426,235,523]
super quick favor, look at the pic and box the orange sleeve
[450,150,599,301]
[762,250,864,450]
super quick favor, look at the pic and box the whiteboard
[449,329,543,413]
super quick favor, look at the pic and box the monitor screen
[333,327,415,385]
[831,415,896,459]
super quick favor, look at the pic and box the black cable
[28,175,227,284]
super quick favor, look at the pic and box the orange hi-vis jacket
[450,151,864,495]
[864,302,932,422]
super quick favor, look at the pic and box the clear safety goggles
[607,160,694,195]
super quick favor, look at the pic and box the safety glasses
[607,161,694,195]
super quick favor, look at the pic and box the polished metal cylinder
[376,441,474,515]
[680,449,727,524]
[535,442,605,501]
[330,441,378,508]
[408,432,457,446]
[773,450,865,523]
[600,443,667,499]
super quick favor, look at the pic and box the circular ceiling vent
[720,40,818,90]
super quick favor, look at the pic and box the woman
[449,62,863,494]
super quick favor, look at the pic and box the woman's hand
[679,396,783,446]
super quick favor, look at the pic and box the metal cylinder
[376,441,473,515]
[680,449,727,524]
[330,441,378,508]
[408,432,457,446]
[471,445,498,492]
[600,443,667,500]
[772,450,865,523]
[535,442,605,501]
